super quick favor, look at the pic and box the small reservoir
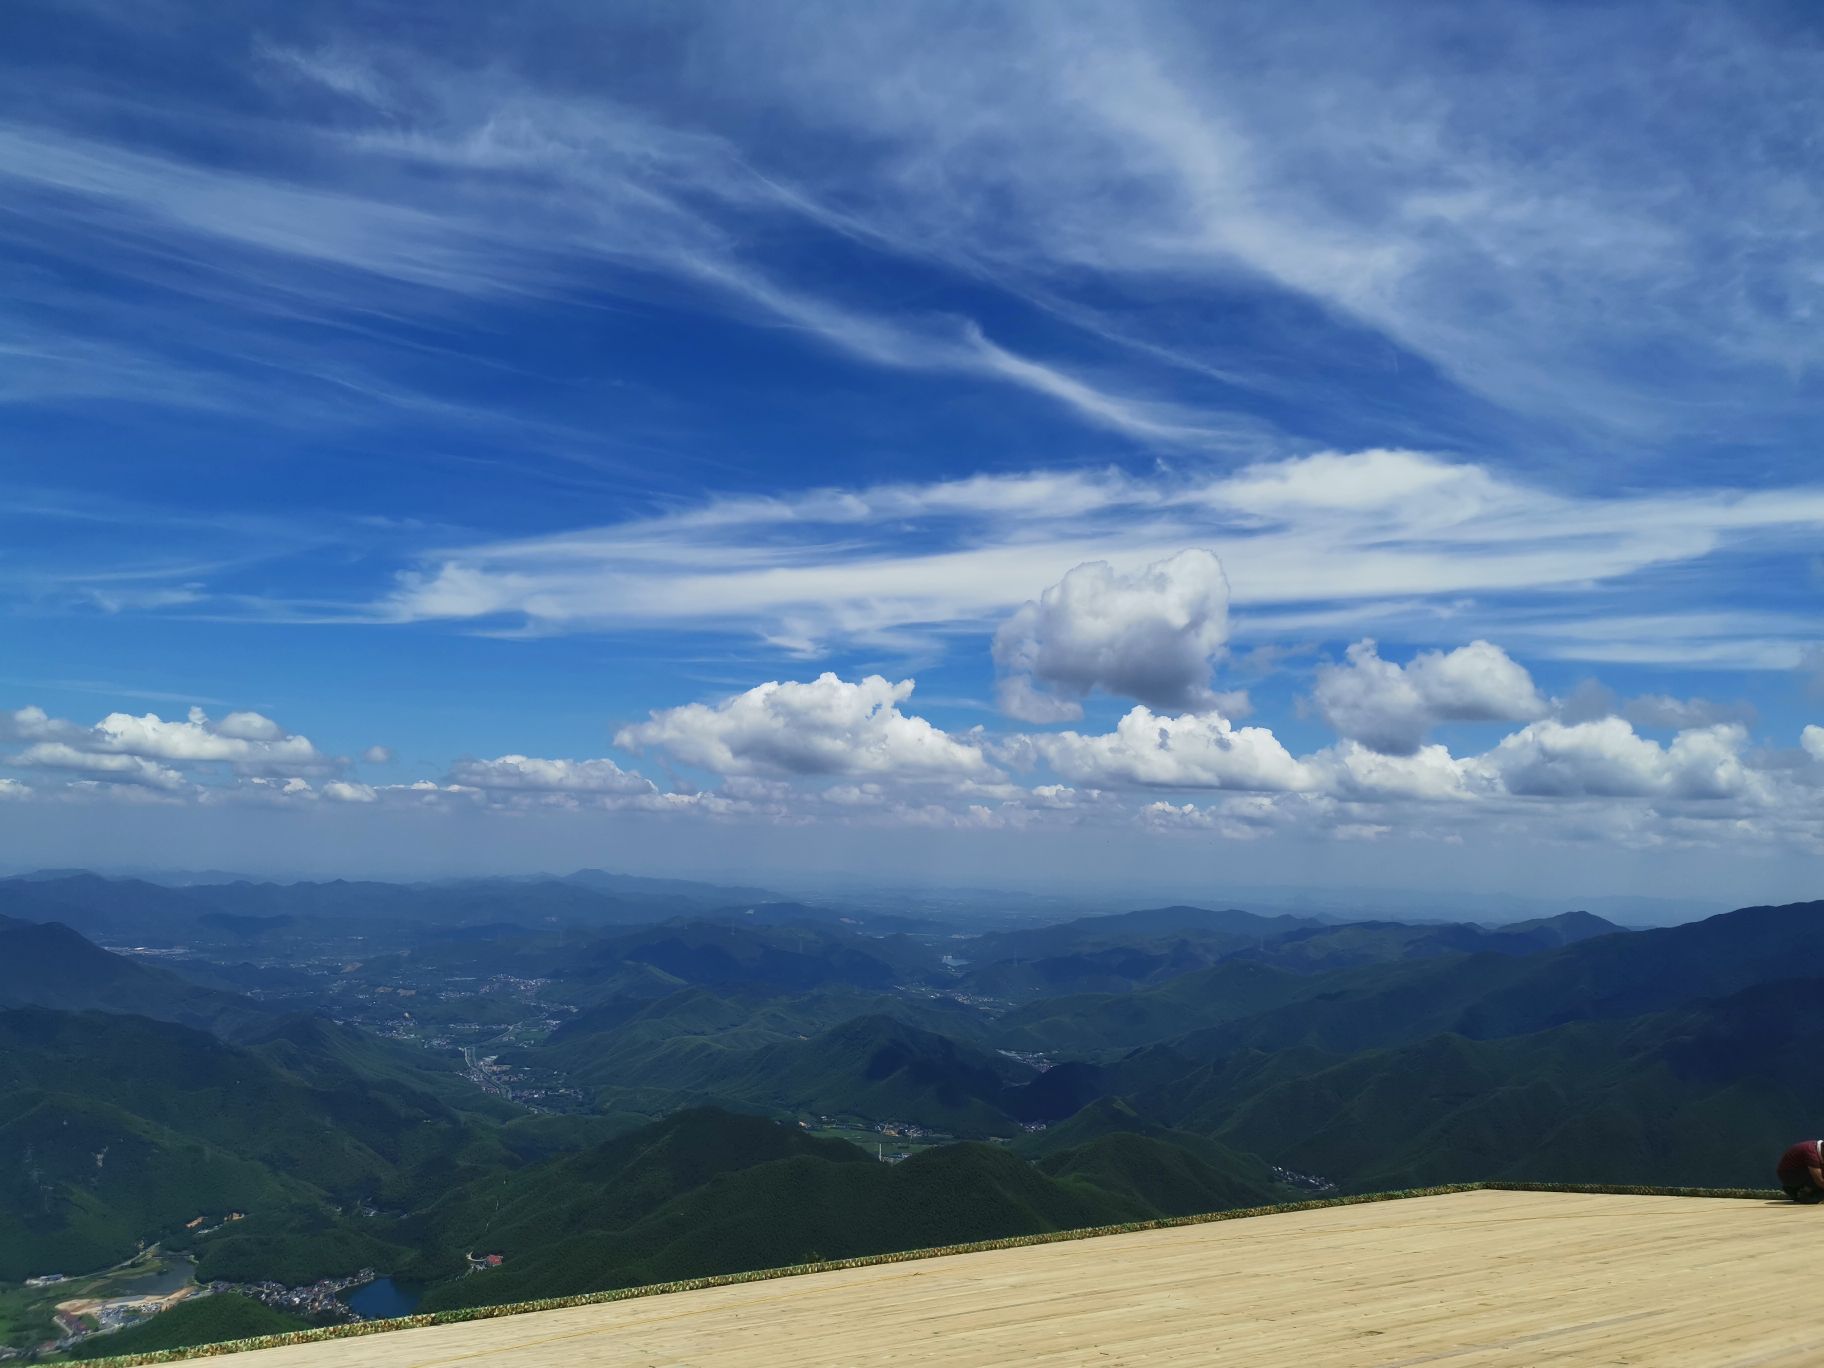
[344,1277,423,1321]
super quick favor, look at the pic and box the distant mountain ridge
[0,918,269,1036]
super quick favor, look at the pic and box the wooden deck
[207,1190,1821,1367]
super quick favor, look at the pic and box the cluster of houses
[182,1210,247,1235]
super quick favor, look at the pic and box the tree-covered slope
[0,1008,508,1280]
[0,920,267,1036]
[416,1112,1151,1311]
[1170,899,1824,1061]
[683,1014,1022,1131]
[1166,978,1824,1191]
[1035,1131,1277,1215]
[994,960,1323,1056]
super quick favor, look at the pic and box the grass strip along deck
[77,1181,1782,1366]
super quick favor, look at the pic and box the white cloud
[1212,450,1503,523]
[1312,740,1469,801]
[6,706,62,741]
[0,92,1203,450]
[616,673,993,780]
[1802,725,1824,762]
[3,703,336,799]
[13,742,187,790]
[362,744,395,765]
[1467,719,1760,801]
[56,706,332,773]
[1314,638,1547,755]
[1024,705,1312,792]
[692,6,1824,436]
[202,775,320,806]
[368,449,1824,673]
[994,676,1087,726]
[321,780,378,803]
[447,755,657,796]
[214,709,285,742]
[993,549,1231,720]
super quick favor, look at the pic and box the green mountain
[1036,1132,1276,1215]
[1491,910,1624,947]
[0,1008,508,1280]
[670,1013,1022,1133]
[1172,899,1824,1060]
[1221,912,1623,974]
[0,920,268,1037]
[0,869,795,946]
[955,908,1619,998]
[0,874,203,938]
[403,1107,868,1260]
[994,959,1322,1056]
[1139,977,1824,1192]
[1015,1098,1281,1212]
[577,921,940,995]
[6,886,1820,1319]
[528,986,996,1103]
[414,1109,1154,1311]
[964,906,1315,962]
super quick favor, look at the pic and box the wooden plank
[209,1191,1824,1367]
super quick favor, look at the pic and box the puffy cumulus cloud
[1141,797,1281,840]
[5,703,332,776]
[199,775,319,807]
[362,745,395,765]
[1311,740,1470,802]
[615,673,994,780]
[5,706,63,741]
[215,710,285,742]
[0,777,27,799]
[322,781,378,803]
[97,707,329,770]
[993,550,1231,721]
[1024,706,1313,792]
[1138,793,1375,842]
[1021,783,1102,811]
[1314,639,1548,755]
[12,743,187,790]
[447,754,657,796]
[1468,719,1761,801]
[1806,725,1824,762]
[61,778,187,806]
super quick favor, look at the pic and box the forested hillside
[2,875,1815,1359]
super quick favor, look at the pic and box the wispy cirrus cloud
[673,3,1824,447]
[0,64,1222,450]
[365,449,1824,670]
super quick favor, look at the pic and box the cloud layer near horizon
[7,545,1821,859]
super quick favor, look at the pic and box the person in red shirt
[1777,1141,1824,1203]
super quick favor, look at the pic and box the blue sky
[3,0,1823,901]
